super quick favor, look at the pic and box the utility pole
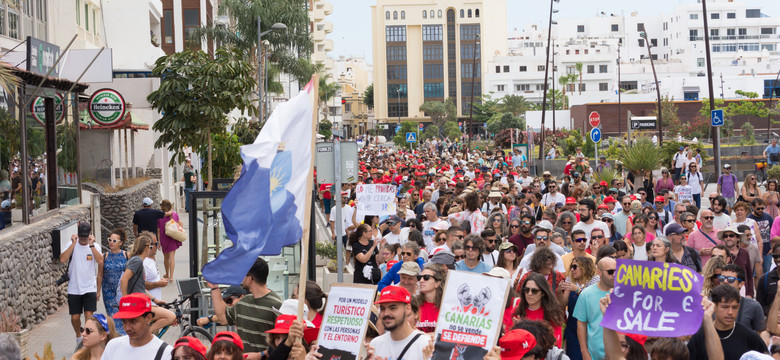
[640,30,663,145]
[702,0,721,178]
[538,0,559,174]
[468,33,480,153]
[552,39,556,132]
[720,73,725,100]
[617,41,622,140]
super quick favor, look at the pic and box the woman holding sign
[513,273,566,347]
[350,224,381,284]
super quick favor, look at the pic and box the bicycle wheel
[159,324,183,345]
[182,326,214,348]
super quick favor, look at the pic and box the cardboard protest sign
[316,284,377,360]
[600,259,704,337]
[431,271,510,360]
[355,184,397,218]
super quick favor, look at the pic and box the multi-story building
[333,56,373,138]
[310,0,334,72]
[485,0,780,115]
[160,0,215,56]
[371,0,507,131]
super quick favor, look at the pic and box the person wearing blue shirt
[764,138,780,166]
[377,242,425,291]
[454,234,491,273]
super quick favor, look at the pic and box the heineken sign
[30,93,66,125]
[88,88,126,126]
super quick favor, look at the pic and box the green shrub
[767,164,780,181]
[315,241,337,260]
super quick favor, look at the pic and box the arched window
[438,10,442,18]
[475,9,480,17]
[422,10,427,19]
[430,10,435,19]
[400,11,405,20]
[467,9,472,18]
[460,9,464,18]
[393,11,397,20]
[385,11,390,20]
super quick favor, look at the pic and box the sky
[326,0,780,64]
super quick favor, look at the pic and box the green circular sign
[30,93,65,125]
[88,88,126,126]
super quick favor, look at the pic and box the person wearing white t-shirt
[571,199,611,247]
[369,286,432,360]
[421,203,446,252]
[382,215,410,246]
[143,240,169,301]
[102,293,173,360]
[541,181,566,207]
[59,222,103,346]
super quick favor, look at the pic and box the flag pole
[298,74,319,321]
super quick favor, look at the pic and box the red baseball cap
[386,260,399,269]
[598,203,609,209]
[629,195,637,201]
[603,196,617,204]
[565,197,577,205]
[264,315,320,344]
[374,285,411,304]
[213,331,244,351]
[112,293,151,319]
[620,332,648,346]
[599,181,608,187]
[499,329,537,360]
[655,195,666,203]
[174,336,208,357]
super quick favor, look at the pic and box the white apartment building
[486,0,780,112]
[310,0,335,72]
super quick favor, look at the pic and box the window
[651,39,657,46]
[739,28,747,36]
[762,28,776,35]
[430,10,434,18]
[495,65,500,73]
[400,11,405,20]
[386,46,406,61]
[163,9,174,44]
[460,63,480,78]
[519,66,527,72]
[461,81,481,97]
[496,85,504,91]
[599,83,608,91]
[611,24,619,32]
[536,84,546,91]
[422,25,442,41]
[76,0,80,25]
[587,65,594,74]
[387,84,408,99]
[438,10,442,18]
[684,92,699,101]
[599,65,608,73]
[92,9,96,34]
[424,83,444,98]
[423,10,426,19]
[387,102,408,117]
[423,64,443,79]
[84,4,89,30]
[577,25,584,33]
[475,9,479,17]
[619,81,637,91]
[711,13,719,20]
[765,79,780,98]
[460,9,464,18]
[637,23,645,32]
[183,8,200,49]
[710,29,719,37]
[517,84,530,91]
[503,65,509,73]
[727,28,735,36]
[7,7,17,39]
[460,24,479,40]
[690,13,698,20]
[385,11,390,20]
[387,65,407,80]
[386,26,406,42]
[727,12,736,19]
[460,43,480,59]
[697,58,705,67]
[689,29,698,41]
[638,38,644,47]
[423,44,442,60]
[467,9,472,18]
[537,65,545,72]
[392,11,397,20]
[746,9,760,18]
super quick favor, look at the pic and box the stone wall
[82,179,161,247]
[0,205,91,329]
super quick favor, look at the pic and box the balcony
[324,21,333,34]
[322,2,333,15]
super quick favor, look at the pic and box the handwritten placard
[600,259,704,337]
[431,271,510,360]
[355,184,397,218]
[316,284,377,360]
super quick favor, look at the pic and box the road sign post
[406,132,417,144]
[711,109,724,127]
[712,109,723,176]
[589,111,601,128]
[591,127,601,160]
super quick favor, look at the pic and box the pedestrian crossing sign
[406,132,417,143]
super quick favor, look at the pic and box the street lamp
[257,18,287,121]
[700,0,721,176]
[468,33,480,153]
[396,88,401,134]
[538,0,559,174]
[639,30,663,145]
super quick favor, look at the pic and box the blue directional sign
[406,132,417,143]
[590,127,602,143]
[395,125,402,133]
[711,109,724,127]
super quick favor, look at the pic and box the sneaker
[75,337,83,352]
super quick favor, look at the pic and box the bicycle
[156,293,213,346]
[756,160,768,186]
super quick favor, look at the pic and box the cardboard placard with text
[316,283,378,360]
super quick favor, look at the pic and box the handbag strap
[397,333,424,360]
[700,231,718,246]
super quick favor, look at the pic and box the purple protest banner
[600,259,704,337]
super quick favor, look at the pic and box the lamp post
[468,33,480,153]
[639,30,663,145]
[257,18,287,122]
[538,0,560,174]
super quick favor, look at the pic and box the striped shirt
[226,290,283,352]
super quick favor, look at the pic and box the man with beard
[206,258,282,356]
[369,286,432,360]
[509,214,536,251]
[430,177,449,203]
[574,257,616,360]
[710,195,732,230]
[718,225,755,298]
[688,209,723,265]
[541,180,565,207]
[613,196,633,236]
[421,203,446,251]
[572,199,610,245]
[748,198,774,273]
[480,229,500,267]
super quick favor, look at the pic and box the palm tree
[319,74,340,123]
[622,137,666,190]
[575,62,584,95]
[499,94,531,118]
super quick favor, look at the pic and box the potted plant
[621,137,666,192]
[0,308,29,358]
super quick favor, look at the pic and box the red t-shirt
[319,184,333,199]
[525,307,562,347]
[417,301,439,333]
[312,312,323,328]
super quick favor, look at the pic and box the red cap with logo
[599,181,608,187]
[499,329,537,360]
[603,196,617,204]
[374,285,411,304]
[112,293,151,319]
[655,195,666,203]
[565,197,577,205]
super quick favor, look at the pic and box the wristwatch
[89,245,95,248]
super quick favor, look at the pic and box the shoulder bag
[165,216,187,242]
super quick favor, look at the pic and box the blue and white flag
[202,82,315,285]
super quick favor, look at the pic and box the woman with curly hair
[555,211,577,238]
[486,212,509,240]
[514,273,566,347]
[701,256,726,297]
[516,247,566,295]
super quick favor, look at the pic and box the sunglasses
[757,207,765,211]
[536,236,548,240]
[723,233,738,238]
[717,275,742,284]
[709,197,717,201]
[561,221,572,225]
[492,218,502,222]
[454,255,465,260]
[773,254,780,259]
[605,269,615,275]
[402,252,413,257]
[80,327,95,335]
[108,239,121,243]
[505,248,517,254]
[648,217,658,220]
[417,274,438,281]
[510,224,520,228]
[592,235,605,239]
[655,201,665,204]
[523,287,541,295]
[464,245,478,251]
[702,216,714,220]
[486,239,498,244]
[148,242,158,248]
[522,221,532,225]
[683,219,695,223]
[570,264,579,270]
[574,237,587,243]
